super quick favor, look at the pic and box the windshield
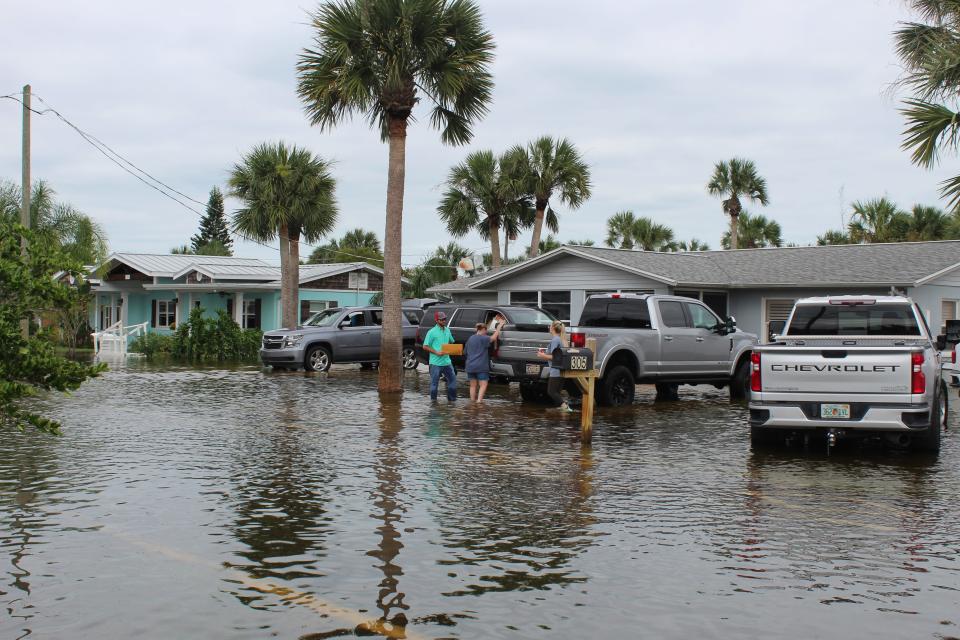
[303,308,342,327]
[508,307,556,327]
[786,304,921,336]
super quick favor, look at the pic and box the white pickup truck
[748,295,947,452]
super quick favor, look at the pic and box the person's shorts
[467,372,490,381]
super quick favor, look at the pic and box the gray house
[427,241,960,342]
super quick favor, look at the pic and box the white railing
[92,321,149,356]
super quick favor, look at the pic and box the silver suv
[260,306,420,372]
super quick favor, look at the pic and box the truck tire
[598,366,635,407]
[914,383,946,453]
[519,381,548,404]
[730,359,750,400]
[304,345,332,372]
[654,382,679,401]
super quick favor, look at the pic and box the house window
[942,299,958,327]
[156,300,176,329]
[673,290,728,318]
[301,300,337,323]
[348,271,369,289]
[764,298,796,343]
[243,299,259,329]
[509,291,571,321]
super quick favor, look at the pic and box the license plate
[525,364,541,376]
[820,403,850,419]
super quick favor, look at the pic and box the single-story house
[89,252,399,334]
[427,241,960,342]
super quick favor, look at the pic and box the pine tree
[191,186,233,254]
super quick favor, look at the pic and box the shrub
[170,308,262,362]
[129,332,175,358]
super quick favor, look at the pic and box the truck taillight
[571,332,586,348]
[911,351,925,394]
[750,351,761,392]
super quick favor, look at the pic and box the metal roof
[106,252,271,277]
[428,241,960,292]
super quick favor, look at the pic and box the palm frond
[901,98,960,167]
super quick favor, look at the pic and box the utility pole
[20,84,31,339]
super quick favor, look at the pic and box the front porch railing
[92,321,149,356]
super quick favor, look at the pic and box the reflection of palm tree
[363,394,409,632]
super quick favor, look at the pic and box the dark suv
[416,305,559,394]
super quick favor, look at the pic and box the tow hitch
[826,428,839,452]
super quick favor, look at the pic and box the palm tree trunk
[378,115,407,393]
[503,230,509,263]
[287,227,301,328]
[528,199,547,258]
[729,213,739,251]
[489,218,501,268]
[278,224,293,329]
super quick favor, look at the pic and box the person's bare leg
[477,380,489,403]
[469,379,478,402]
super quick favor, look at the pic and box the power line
[3,90,479,267]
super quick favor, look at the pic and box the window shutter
[171,299,178,325]
[151,300,157,328]
[227,297,234,319]
[254,298,262,329]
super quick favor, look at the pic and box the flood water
[2,362,959,639]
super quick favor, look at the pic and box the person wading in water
[422,311,457,402]
[463,314,506,403]
[537,320,574,412]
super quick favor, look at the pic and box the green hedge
[130,308,262,362]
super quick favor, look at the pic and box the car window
[579,299,652,328]
[403,310,422,325]
[304,309,341,327]
[371,310,383,325]
[684,302,719,330]
[343,311,366,327]
[787,303,921,336]
[506,307,556,326]
[658,301,689,328]
[452,308,484,328]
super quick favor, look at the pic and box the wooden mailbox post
[561,337,599,443]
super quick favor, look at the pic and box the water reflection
[225,385,333,605]
[428,402,597,597]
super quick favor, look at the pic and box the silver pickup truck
[564,293,758,406]
[749,295,947,452]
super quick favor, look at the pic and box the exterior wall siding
[906,283,960,334]
[491,255,666,291]
[926,268,960,288]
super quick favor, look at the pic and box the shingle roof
[428,241,960,291]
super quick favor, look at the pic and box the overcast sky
[1,0,953,267]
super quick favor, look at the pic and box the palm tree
[905,204,949,240]
[895,2,960,209]
[511,136,592,258]
[229,142,338,329]
[438,150,532,268]
[633,217,676,251]
[424,242,470,283]
[721,212,783,249]
[297,0,494,391]
[706,158,770,250]
[605,210,637,249]
[308,228,384,264]
[1,179,109,266]
[677,238,709,251]
[816,229,850,245]
[847,197,910,243]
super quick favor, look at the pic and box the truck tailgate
[759,347,913,394]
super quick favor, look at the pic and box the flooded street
[2,362,959,639]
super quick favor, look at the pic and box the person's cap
[435,311,448,321]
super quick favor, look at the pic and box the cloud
[0,0,952,264]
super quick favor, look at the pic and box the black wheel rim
[611,376,632,405]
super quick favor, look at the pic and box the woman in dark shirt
[463,315,505,403]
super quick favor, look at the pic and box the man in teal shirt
[422,311,457,401]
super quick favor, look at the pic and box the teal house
[89,252,394,336]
